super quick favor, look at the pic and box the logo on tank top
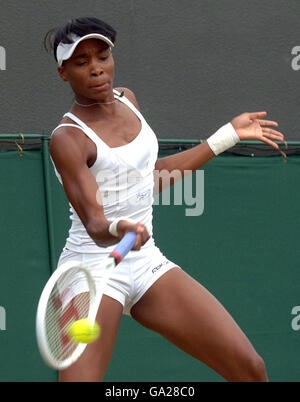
[95,167,153,208]
[136,189,151,202]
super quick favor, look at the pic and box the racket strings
[45,267,91,362]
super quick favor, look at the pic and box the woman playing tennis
[45,17,284,382]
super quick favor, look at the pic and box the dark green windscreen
[0,148,299,382]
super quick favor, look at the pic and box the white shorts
[57,242,177,316]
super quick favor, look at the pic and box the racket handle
[110,232,137,264]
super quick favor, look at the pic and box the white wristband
[108,217,134,237]
[206,122,240,156]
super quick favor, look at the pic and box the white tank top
[51,89,159,253]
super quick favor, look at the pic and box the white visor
[56,33,114,66]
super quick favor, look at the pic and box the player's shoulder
[51,114,87,140]
[49,120,86,155]
[114,87,141,111]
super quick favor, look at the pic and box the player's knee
[246,353,268,382]
[225,350,267,382]
[232,352,267,382]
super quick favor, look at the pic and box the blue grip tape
[112,232,137,261]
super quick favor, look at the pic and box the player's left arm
[115,89,285,192]
[154,111,285,193]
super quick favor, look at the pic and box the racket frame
[36,232,137,370]
[36,260,97,370]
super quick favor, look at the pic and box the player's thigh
[59,295,123,382]
[130,267,265,381]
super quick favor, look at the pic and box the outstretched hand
[231,111,284,150]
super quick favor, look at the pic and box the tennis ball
[68,318,100,344]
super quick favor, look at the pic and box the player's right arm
[49,127,149,249]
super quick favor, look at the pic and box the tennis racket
[36,231,136,370]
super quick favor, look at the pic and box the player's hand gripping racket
[36,232,136,370]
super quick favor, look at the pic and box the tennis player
[45,17,284,382]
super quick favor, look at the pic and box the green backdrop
[0,142,299,382]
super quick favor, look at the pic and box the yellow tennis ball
[68,318,100,344]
